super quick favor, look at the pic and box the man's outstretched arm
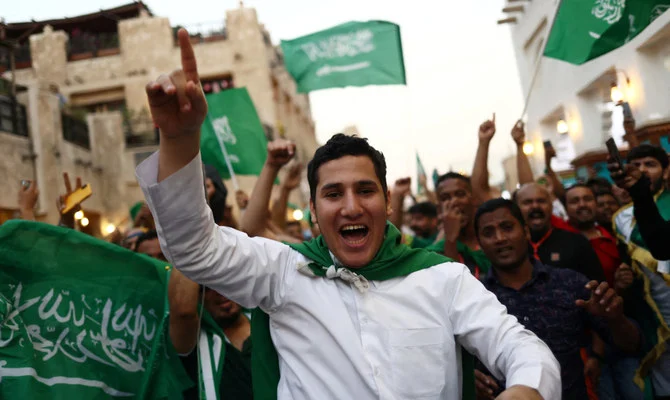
[137,28,297,313]
[146,29,207,183]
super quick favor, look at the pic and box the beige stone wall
[0,132,37,210]
[3,5,321,226]
[29,25,68,86]
[29,84,66,220]
[88,112,128,226]
[66,55,124,87]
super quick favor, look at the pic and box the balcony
[68,32,120,61]
[124,110,158,148]
[174,21,227,45]
[0,95,28,137]
[62,113,90,149]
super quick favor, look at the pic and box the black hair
[586,177,612,193]
[286,220,301,228]
[565,182,595,198]
[627,144,669,169]
[436,172,471,188]
[134,230,158,251]
[204,164,228,224]
[474,198,526,236]
[307,134,388,203]
[408,201,438,218]
[594,189,616,199]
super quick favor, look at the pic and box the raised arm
[239,139,296,237]
[137,28,297,312]
[146,29,208,182]
[17,180,38,221]
[471,114,496,203]
[511,121,534,186]
[271,161,303,231]
[543,144,565,201]
[389,178,412,229]
[168,268,201,354]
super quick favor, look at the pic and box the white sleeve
[447,265,561,399]
[136,151,298,312]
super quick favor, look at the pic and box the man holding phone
[17,180,39,221]
[608,143,670,399]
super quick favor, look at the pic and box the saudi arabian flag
[280,20,406,93]
[0,221,192,399]
[201,88,269,179]
[416,152,427,194]
[544,0,670,65]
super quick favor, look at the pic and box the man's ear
[386,189,392,217]
[663,167,670,182]
[309,200,317,225]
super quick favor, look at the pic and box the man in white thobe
[137,28,561,400]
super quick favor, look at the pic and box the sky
[4,0,524,188]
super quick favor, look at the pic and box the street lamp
[74,210,84,220]
[610,69,631,104]
[556,120,569,134]
[104,223,116,235]
[80,217,90,227]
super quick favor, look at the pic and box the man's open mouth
[339,224,370,245]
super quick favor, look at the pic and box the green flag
[201,88,269,179]
[0,221,192,399]
[416,152,426,194]
[280,20,406,93]
[544,0,670,65]
[432,168,440,189]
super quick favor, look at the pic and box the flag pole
[519,0,564,120]
[206,113,240,191]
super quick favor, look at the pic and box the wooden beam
[497,17,518,25]
[502,5,525,13]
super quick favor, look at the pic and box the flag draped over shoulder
[613,192,670,390]
[280,20,406,93]
[0,220,191,399]
[544,0,670,65]
[201,88,269,179]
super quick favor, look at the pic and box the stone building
[0,2,318,234]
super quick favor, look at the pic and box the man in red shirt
[559,184,622,287]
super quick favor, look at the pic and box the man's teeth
[341,225,366,231]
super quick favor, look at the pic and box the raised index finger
[177,28,199,83]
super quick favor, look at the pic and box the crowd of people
[12,29,670,400]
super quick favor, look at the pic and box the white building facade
[503,0,670,180]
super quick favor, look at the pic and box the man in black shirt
[514,183,606,282]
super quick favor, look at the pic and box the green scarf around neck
[251,223,476,399]
[426,239,491,275]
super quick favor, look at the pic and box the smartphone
[543,140,553,149]
[21,180,31,189]
[605,138,623,167]
[621,103,633,120]
[61,184,92,215]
